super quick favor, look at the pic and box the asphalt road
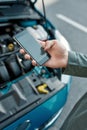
[36,0,87,129]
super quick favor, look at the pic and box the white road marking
[56,14,87,33]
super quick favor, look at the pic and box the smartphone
[13,28,50,66]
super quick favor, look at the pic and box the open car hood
[0,0,37,5]
[0,0,40,21]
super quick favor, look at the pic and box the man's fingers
[20,49,31,60]
[24,54,31,60]
[32,60,37,66]
[39,40,55,51]
[44,40,55,50]
[39,40,46,48]
[20,49,26,54]
[24,54,38,65]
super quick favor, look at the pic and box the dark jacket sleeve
[63,51,87,77]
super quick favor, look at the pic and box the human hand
[20,39,68,69]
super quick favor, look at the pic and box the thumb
[38,40,46,48]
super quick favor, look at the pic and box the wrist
[63,50,68,68]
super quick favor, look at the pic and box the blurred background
[36,0,87,129]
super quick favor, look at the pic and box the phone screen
[13,28,50,65]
